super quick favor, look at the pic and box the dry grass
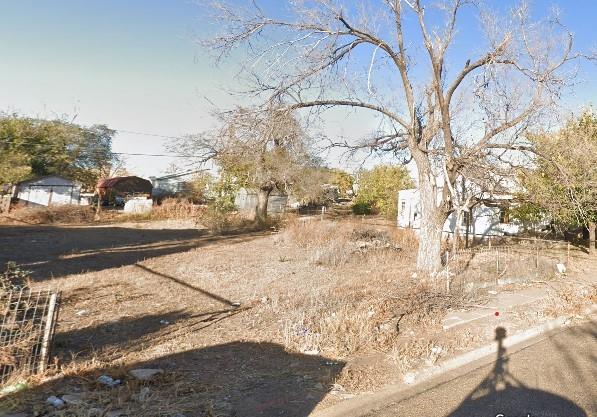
[150,198,205,220]
[5,205,95,224]
[4,218,595,415]
[544,282,597,317]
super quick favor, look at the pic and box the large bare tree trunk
[589,221,596,255]
[255,186,272,226]
[416,173,446,273]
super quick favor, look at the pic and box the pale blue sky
[0,1,595,176]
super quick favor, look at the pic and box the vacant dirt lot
[1,218,595,416]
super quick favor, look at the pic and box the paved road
[364,320,596,417]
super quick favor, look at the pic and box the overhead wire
[0,127,204,158]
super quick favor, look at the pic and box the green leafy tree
[519,111,597,252]
[0,115,119,189]
[330,169,354,198]
[354,165,413,218]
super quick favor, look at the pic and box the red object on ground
[495,311,500,316]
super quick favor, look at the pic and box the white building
[150,170,205,199]
[13,175,82,207]
[397,188,521,238]
[234,188,288,215]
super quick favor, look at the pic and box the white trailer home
[13,175,82,207]
[397,188,521,239]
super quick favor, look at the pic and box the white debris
[403,372,416,385]
[556,263,566,274]
[431,346,443,355]
[46,396,65,409]
[123,199,152,214]
[97,375,121,387]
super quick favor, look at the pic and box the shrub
[1,262,31,292]
[352,201,372,215]
[151,198,205,220]
[354,165,413,218]
[9,205,95,224]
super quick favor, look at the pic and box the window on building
[461,211,470,226]
[499,207,510,224]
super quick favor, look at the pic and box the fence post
[567,242,571,267]
[321,206,325,221]
[445,250,450,294]
[39,292,58,373]
[535,238,539,269]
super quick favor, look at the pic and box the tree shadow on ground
[53,307,253,360]
[447,327,588,417]
[5,312,344,417]
[0,225,267,281]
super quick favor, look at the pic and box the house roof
[97,176,152,193]
[15,175,79,185]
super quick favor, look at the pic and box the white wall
[15,176,81,206]
[397,189,520,237]
[234,188,288,214]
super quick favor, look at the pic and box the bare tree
[202,0,590,272]
[174,107,314,224]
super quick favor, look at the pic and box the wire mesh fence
[0,289,59,384]
[441,242,575,295]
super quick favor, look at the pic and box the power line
[112,152,199,158]
[114,129,188,141]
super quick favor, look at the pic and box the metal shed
[13,175,82,206]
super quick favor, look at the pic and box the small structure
[124,199,153,214]
[150,170,205,200]
[96,176,152,206]
[13,175,81,207]
[397,188,521,239]
[235,188,288,215]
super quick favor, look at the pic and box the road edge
[313,305,596,417]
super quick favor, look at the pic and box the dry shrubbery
[268,220,463,363]
[150,198,205,220]
[6,205,95,224]
[274,280,466,359]
[282,217,417,267]
[545,282,597,317]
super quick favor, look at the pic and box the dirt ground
[1,218,595,416]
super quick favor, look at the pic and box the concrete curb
[313,305,596,417]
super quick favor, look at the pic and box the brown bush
[8,205,95,224]
[281,218,417,267]
[151,198,205,220]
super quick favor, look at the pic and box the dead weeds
[3,218,595,415]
